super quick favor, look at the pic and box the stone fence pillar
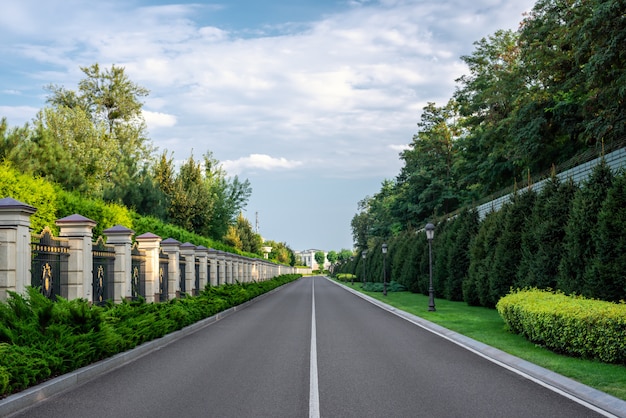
[135,232,161,303]
[0,198,37,301]
[180,242,196,296]
[196,246,209,292]
[161,238,181,300]
[218,251,226,285]
[56,214,96,301]
[208,249,218,286]
[103,225,134,303]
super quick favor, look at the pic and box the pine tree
[586,170,626,301]
[445,209,479,301]
[491,188,536,298]
[558,160,613,295]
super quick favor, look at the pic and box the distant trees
[337,161,626,304]
[0,64,260,255]
[353,0,626,246]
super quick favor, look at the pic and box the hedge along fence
[0,274,301,397]
[496,289,626,364]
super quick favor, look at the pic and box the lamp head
[425,223,435,241]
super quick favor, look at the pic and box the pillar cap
[0,197,37,214]
[56,214,96,226]
[136,232,162,241]
[103,224,134,235]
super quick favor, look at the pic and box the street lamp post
[361,250,367,288]
[382,243,388,296]
[425,223,436,311]
[350,257,354,284]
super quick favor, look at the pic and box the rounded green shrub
[497,289,626,364]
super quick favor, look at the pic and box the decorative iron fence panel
[31,228,69,300]
[131,243,146,300]
[92,237,115,305]
[195,258,200,295]
[179,259,186,295]
[158,250,169,301]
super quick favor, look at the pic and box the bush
[362,281,407,292]
[496,289,626,364]
[0,274,301,396]
[336,273,356,282]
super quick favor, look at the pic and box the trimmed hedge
[496,289,626,364]
[0,274,301,396]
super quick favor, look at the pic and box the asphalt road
[11,276,606,417]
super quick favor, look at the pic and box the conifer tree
[445,209,479,301]
[558,160,613,295]
[586,170,626,301]
[491,188,536,298]
[466,208,505,307]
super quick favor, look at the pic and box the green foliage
[362,281,407,293]
[586,170,626,302]
[336,273,356,282]
[56,190,134,237]
[352,0,626,251]
[558,160,613,295]
[497,289,626,364]
[0,275,301,396]
[0,161,58,233]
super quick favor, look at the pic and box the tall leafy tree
[203,152,252,239]
[396,101,462,224]
[45,63,153,200]
[232,213,262,254]
[454,30,524,194]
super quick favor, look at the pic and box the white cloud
[389,144,411,152]
[222,154,303,175]
[143,110,177,129]
[0,105,40,125]
[0,0,536,249]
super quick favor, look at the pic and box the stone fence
[0,197,294,304]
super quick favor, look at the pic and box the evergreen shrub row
[496,289,626,364]
[0,274,301,397]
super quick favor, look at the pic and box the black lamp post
[425,223,436,311]
[361,250,367,288]
[350,257,354,284]
[382,243,388,296]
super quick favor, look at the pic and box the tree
[586,171,626,302]
[203,152,252,239]
[558,159,613,295]
[314,251,326,271]
[232,213,262,254]
[395,101,462,224]
[454,29,524,194]
[351,197,373,249]
[45,63,153,199]
[326,250,338,267]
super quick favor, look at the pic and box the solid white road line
[309,277,320,418]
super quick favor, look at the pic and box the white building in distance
[295,249,330,271]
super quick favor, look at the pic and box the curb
[328,278,626,418]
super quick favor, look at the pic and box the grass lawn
[338,280,626,401]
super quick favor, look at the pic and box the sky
[0,0,536,252]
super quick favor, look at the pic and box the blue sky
[0,0,535,252]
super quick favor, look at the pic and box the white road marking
[309,278,320,418]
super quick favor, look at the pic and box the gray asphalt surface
[4,276,618,417]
